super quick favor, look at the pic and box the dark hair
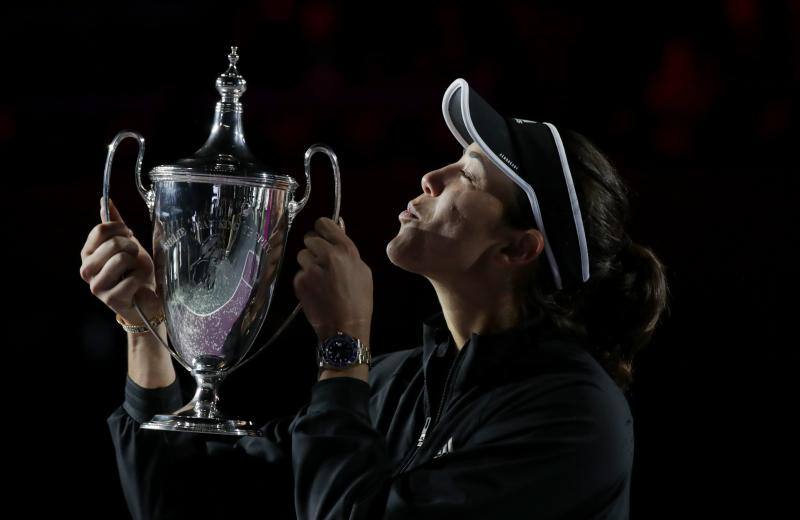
[503,128,671,393]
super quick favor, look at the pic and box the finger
[100,196,126,224]
[297,248,325,271]
[302,232,331,259]
[90,249,139,294]
[313,217,350,249]
[81,222,134,262]
[317,216,360,258]
[103,272,148,311]
[82,237,139,284]
[82,235,138,279]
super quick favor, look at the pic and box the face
[386,142,538,283]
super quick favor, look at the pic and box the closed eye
[460,169,475,184]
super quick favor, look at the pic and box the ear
[496,229,544,268]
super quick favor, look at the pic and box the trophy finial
[228,46,239,68]
[216,45,246,102]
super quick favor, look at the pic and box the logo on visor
[497,152,519,171]
[513,118,538,125]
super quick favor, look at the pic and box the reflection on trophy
[101,46,342,436]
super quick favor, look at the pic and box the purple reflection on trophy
[169,249,259,359]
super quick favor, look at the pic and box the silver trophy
[102,46,341,436]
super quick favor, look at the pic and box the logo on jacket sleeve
[433,436,454,459]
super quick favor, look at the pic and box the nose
[421,164,458,197]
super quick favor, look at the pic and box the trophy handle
[227,143,342,376]
[102,131,146,223]
[102,131,191,372]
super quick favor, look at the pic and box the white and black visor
[442,78,590,291]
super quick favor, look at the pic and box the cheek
[447,193,503,236]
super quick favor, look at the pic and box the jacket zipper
[394,345,463,476]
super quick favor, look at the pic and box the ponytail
[504,128,672,392]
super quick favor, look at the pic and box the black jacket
[107,310,634,519]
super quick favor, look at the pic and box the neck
[429,278,524,351]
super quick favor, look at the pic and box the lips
[406,202,421,219]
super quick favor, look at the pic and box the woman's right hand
[79,196,164,326]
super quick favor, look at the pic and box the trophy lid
[149,46,296,190]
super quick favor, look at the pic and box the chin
[386,235,425,274]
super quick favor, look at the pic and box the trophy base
[141,413,264,437]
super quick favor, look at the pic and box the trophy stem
[188,358,225,419]
[139,356,263,436]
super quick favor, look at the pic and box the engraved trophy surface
[102,47,341,436]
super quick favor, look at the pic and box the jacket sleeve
[107,375,301,520]
[291,377,634,520]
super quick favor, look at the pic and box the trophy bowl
[102,47,341,436]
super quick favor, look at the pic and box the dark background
[4,0,796,517]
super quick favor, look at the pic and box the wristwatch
[317,330,371,370]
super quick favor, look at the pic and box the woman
[81,78,669,519]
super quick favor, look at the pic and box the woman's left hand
[293,216,373,347]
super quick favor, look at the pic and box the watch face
[321,335,358,369]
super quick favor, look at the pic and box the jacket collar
[421,307,580,391]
